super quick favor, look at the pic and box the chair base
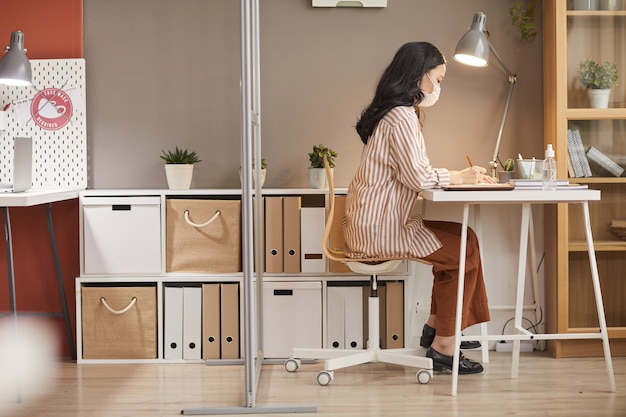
[287,294,433,386]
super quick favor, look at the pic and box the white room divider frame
[182,1,316,414]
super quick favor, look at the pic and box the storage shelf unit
[543,1,626,358]
[76,189,412,364]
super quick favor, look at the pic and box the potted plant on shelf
[497,158,516,183]
[240,158,268,188]
[578,59,619,108]
[308,144,337,189]
[160,147,201,189]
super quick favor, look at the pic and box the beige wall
[84,0,543,189]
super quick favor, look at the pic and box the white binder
[183,286,202,359]
[164,286,183,359]
[342,286,363,350]
[300,207,326,273]
[326,287,345,349]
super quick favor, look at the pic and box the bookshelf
[75,189,412,364]
[543,1,626,358]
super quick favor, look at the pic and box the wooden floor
[2,351,625,417]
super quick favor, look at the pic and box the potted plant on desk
[497,158,516,183]
[308,144,337,189]
[578,59,619,108]
[160,147,201,189]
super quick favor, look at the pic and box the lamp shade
[0,31,32,86]
[454,12,489,67]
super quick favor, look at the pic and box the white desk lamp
[0,30,32,86]
[454,12,517,178]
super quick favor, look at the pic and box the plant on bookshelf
[160,147,202,189]
[578,59,619,108]
[308,144,338,189]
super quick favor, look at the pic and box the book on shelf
[567,153,576,178]
[567,129,592,178]
[585,146,625,177]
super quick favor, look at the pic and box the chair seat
[345,260,404,275]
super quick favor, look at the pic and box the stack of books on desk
[509,179,588,190]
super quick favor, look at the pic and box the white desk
[1,189,82,362]
[421,188,616,397]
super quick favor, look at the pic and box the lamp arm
[488,42,518,178]
[488,42,515,79]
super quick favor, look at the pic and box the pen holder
[517,159,543,179]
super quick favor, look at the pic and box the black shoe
[419,324,482,350]
[419,324,436,348]
[426,347,484,374]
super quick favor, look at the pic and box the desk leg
[451,203,470,397]
[2,207,17,328]
[581,202,616,393]
[45,203,76,360]
[527,207,542,342]
[511,203,531,378]
[3,207,22,403]
[473,205,490,364]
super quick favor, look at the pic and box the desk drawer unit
[83,197,162,274]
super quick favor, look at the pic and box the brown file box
[220,283,240,359]
[202,283,221,359]
[81,285,157,359]
[329,196,350,273]
[166,199,241,273]
[385,281,404,349]
[283,196,301,273]
[264,197,284,273]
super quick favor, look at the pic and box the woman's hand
[449,166,496,185]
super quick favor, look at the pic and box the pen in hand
[466,154,474,167]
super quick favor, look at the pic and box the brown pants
[421,220,490,337]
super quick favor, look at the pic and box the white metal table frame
[421,188,617,397]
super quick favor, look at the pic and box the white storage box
[83,197,162,274]
[262,281,322,358]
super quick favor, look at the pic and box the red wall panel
[0,0,82,358]
[0,0,82,59]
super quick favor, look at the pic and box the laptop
[0,137,33,193]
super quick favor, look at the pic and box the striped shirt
[344,106,451,259]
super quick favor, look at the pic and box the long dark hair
[355,42,446,144]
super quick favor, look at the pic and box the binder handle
[184,209,221,228]
[100,296,137,315]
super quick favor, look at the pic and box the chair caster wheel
[284,358,300,373]
[317,370,334,386]
[417,369,432,384]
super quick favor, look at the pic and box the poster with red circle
[29,88,74,131]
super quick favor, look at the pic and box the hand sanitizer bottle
[542,144,557,191]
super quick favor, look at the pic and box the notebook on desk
[0,137,33,193]
[441,183,514,191]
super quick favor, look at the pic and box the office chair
[284,156,434,386]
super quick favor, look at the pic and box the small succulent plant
[502,158,515,172]
[160,147,201,164]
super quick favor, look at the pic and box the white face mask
[420,73,441,107]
